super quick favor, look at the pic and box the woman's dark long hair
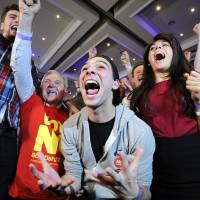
[130,33,195,118]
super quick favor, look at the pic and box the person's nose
[15,16,19,24]
[86,66,96,75]
[48,81,55,87]
[155,44,162,50]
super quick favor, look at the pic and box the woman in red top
[130,33,200,200]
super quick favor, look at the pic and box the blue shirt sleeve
[10,31,35,103]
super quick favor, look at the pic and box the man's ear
[0,22,4,31]
[112,79,120,90]
[62,88,70,101]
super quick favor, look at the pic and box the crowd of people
[1,0,200,200]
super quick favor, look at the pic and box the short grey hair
[41,70,68,89]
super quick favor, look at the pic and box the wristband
[195,105,200,116]
[133,190,142,200]
[16,32,32,41]
[125,64,132,71]
[195,105,200,111]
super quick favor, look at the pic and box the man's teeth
[85,80,100,90]
[47,91,57,95]
[85,80,98,84]
[11,25,18,30]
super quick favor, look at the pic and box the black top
[89,118,115,162]
[151,133,200,200]
[0,34,13,67]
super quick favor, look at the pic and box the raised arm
[10,0,41,102]
[120,51,133,89]
[185,71,200,129]
[193,22,200,72]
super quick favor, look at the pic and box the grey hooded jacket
[61,104,155,199]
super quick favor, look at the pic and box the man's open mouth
[85,80,100,95]
[138,77,143,81]
[155,53,165,61]
[11,25,18,31]
[47,88,58,96]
